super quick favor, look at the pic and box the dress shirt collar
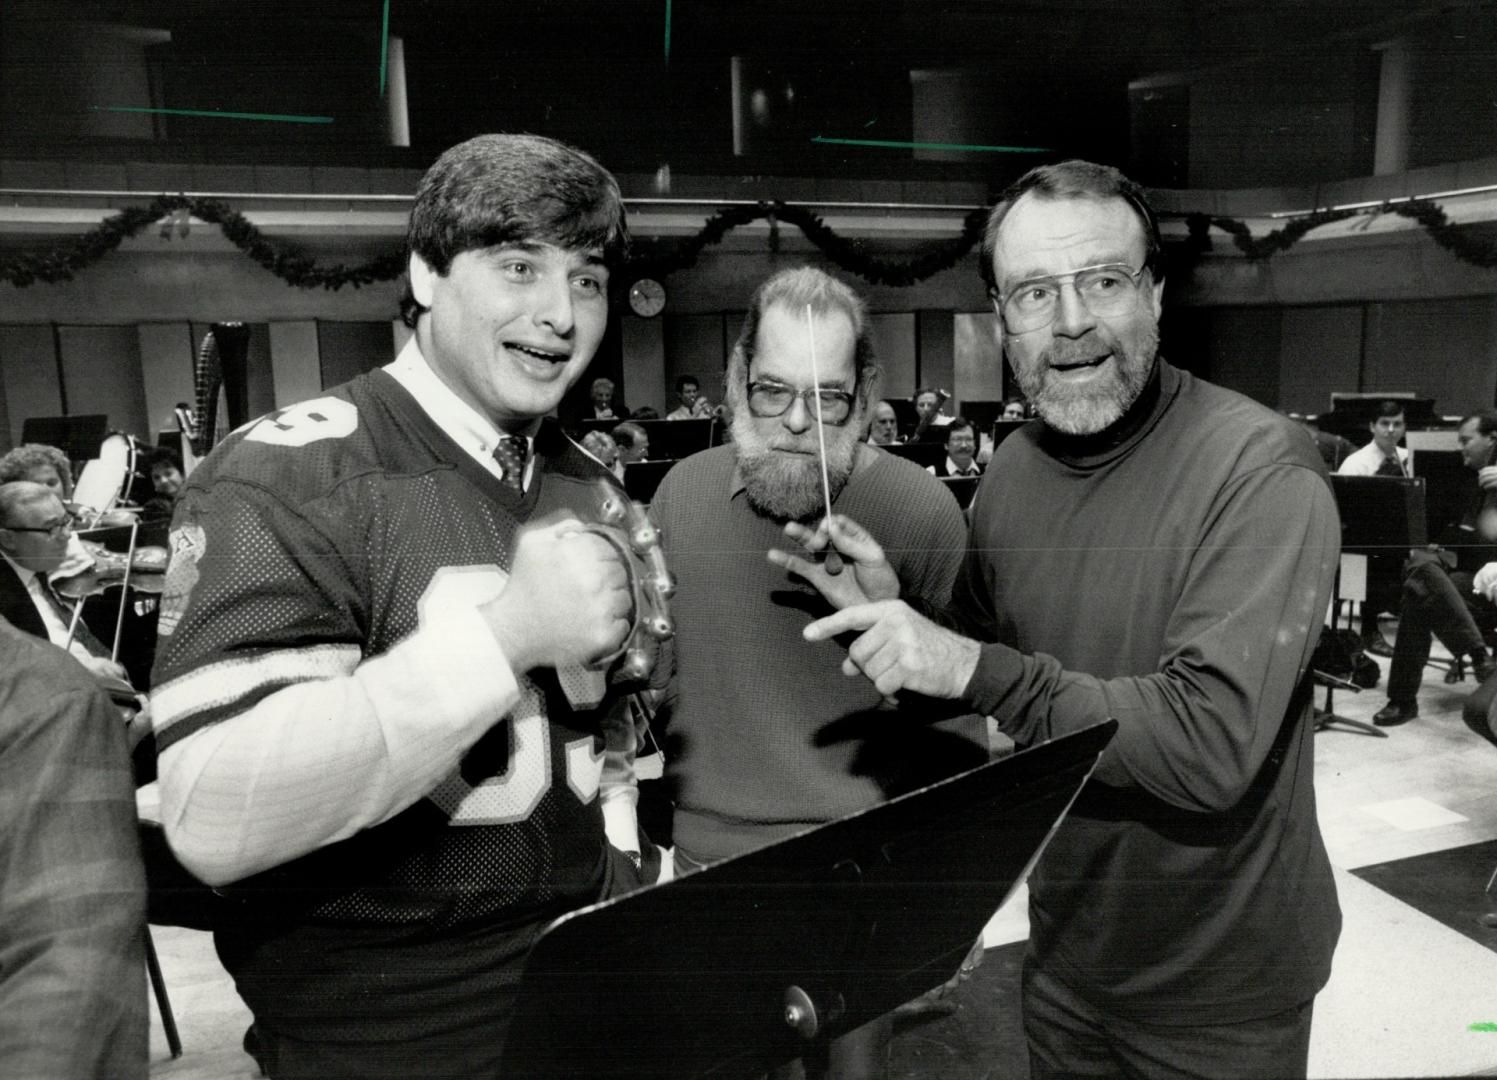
[385,336,535,486]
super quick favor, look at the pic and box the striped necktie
[493,436,528,493]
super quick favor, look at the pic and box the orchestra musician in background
[1372,410,1497,730]
[0,442,75,500]
[867,400,900,446]
[588,375,625,420]
[0,442,94,575]
[908,386,953,442]
[926,417,984,478]
[613,419,651,464]
[142,448,186,524]
[665,374,719,420]
[0,480,144,715]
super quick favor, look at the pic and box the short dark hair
[674,375,700,393]
[915,388,943,407]
[400,133,630,327]
[1461,408,1497,439]
[150,448,183,473]
[1372,400,1407,422]
[725,266,880,419]
[945,417,976,441]
[979,160,1163,293]
[612,421,647,450]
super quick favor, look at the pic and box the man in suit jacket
[0,481,138,702]
[0,614,147,1079]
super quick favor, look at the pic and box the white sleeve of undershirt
[158,604,520,886]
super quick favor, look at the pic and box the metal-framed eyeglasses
[0,510,76,538]
[991,262,1151,334]
[746,381,856,426]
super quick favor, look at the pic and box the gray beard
[1016,329,1158,436]
[736,437,858,522]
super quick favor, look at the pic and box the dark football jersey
[152,370,627,930]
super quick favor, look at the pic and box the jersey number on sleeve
[246,397,359,446]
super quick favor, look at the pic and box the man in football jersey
[150,133,645,1079]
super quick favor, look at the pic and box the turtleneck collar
[1035,358,1177,469]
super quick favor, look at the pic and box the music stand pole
[1320,474,1430,739]
[1314,559,1388,738]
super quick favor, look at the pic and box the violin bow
[110,518,139,664]
[64,517,140,665]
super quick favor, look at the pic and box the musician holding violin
[0,481,149,722]
[1371,409,1497,729]
[907,386,952,442]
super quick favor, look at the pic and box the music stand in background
[1410,448,1469,549]
[881,442,944,471]
[20,413,108,470]
[939,474,980,510]
[1322,475,1428,737]
[623,459,677,504]
[501,721,1116,1080]
[578,418,718,461]
[635,418,715,461]
[990,419,1029,452]
[959,399,1002,433]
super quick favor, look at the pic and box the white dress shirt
[386,338,536,490]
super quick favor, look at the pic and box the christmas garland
[1,194,407,289]
[1178,198,1497,270]
[4,190,1496,293]
[0,194,988,292]
[627,201,993,287]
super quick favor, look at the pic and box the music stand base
[1314,709,1389,738]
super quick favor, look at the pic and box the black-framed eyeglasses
[991,262,1150,334]
[0,511,75,538]
[746,381,856,426]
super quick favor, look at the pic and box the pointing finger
[803,601,890,641]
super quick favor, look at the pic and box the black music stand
[501,720,1115,1079]
[20,413,108,468]
[582,418,718,461]
[623,459,677,504]
[990,419,1029,452]
[940,474,980,509]
[1321,475,1428,737]
[881,442,945,470]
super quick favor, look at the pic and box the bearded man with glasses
[796,161,1342,1080]
[639,265,987,1078]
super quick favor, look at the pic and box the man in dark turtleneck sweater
[798,161,1342,1080]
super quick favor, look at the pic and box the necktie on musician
[493,436,528,494]
[1376,453,1406,478]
